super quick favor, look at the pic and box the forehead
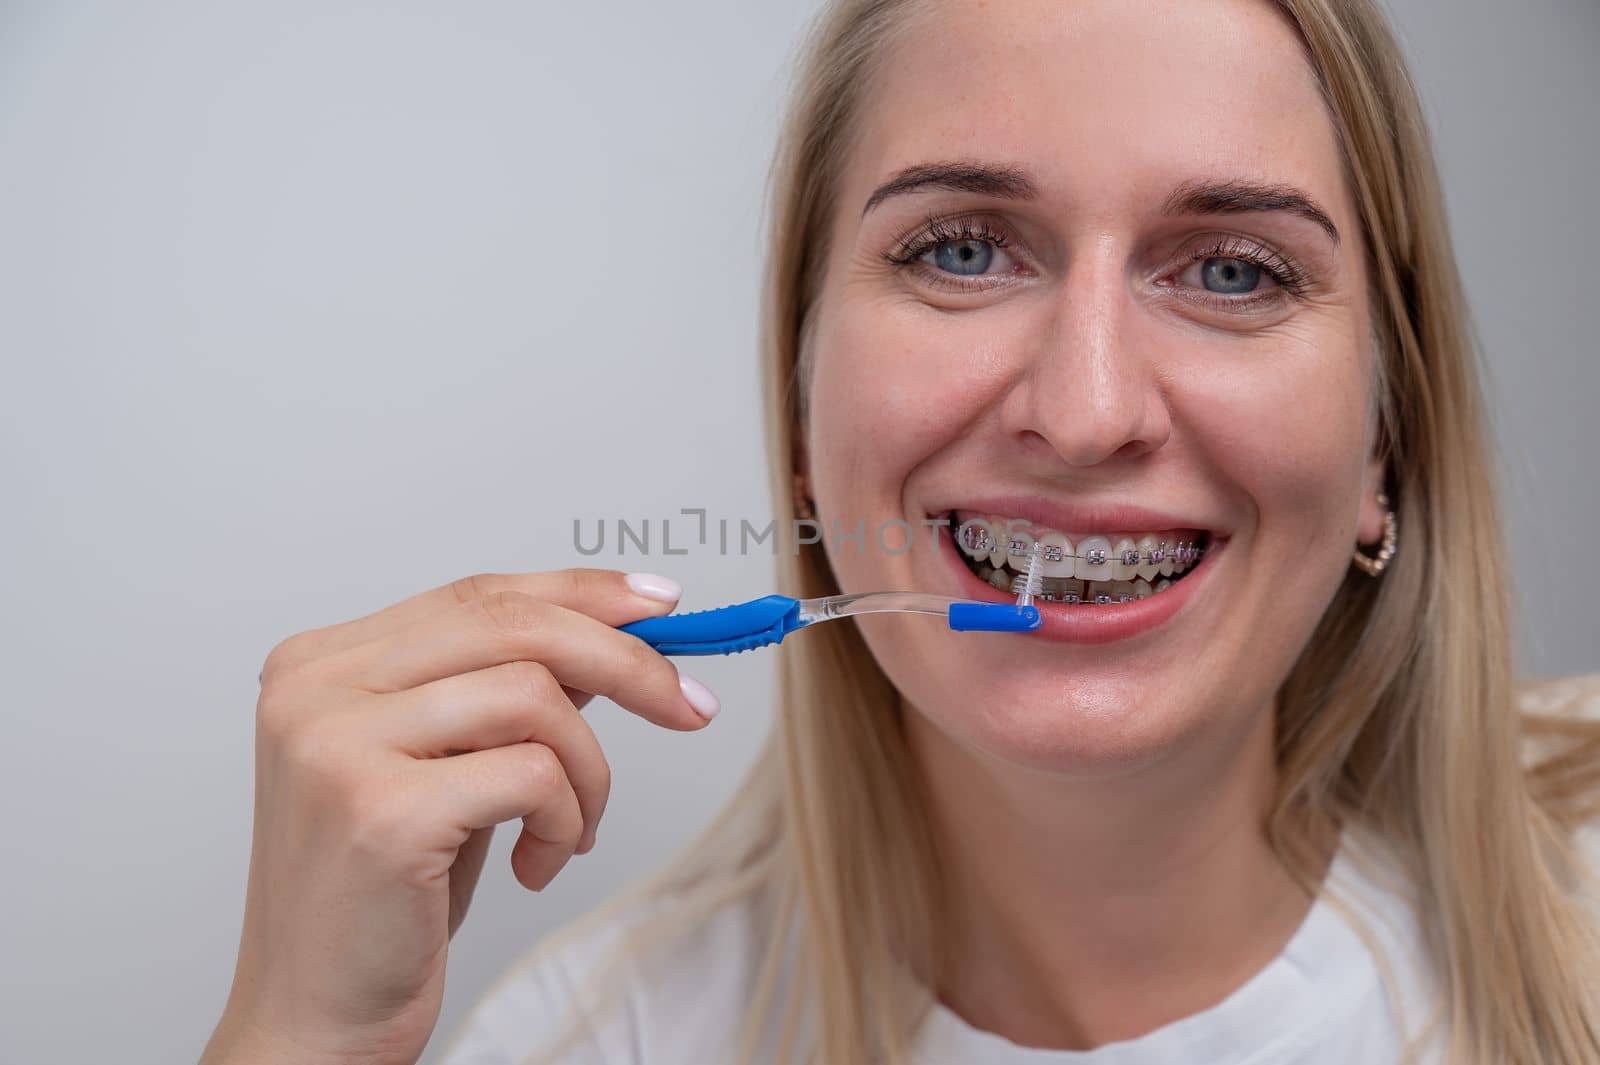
[847,0,1350,221]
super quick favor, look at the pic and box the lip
[933,495,1227,540]
[933,521,1226,645]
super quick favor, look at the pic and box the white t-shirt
[436,822,1594,1065]
[439,681,1600,1065]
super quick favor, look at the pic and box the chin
[860,617,1221,776]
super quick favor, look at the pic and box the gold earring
[1352,490,1398,576]
[792,473,816,521]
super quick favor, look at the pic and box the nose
[1001,253,1172,468]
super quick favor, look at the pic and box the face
[802,0,1387,775]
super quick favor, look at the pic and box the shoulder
[1517,672,1600,903]
[1516,671,1600,722]
[1517,671,1600,786]
[436,887,781,1065]
[1518,671,1600,785]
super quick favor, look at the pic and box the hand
[200,569,714,1065]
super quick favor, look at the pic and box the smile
[948,511,1213,604]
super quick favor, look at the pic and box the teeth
[1076,535,1113,582]
[1045,577,1083,603]
[1036,530,1074,578]
[954,517,1206,571]
[952,513,1211,603]
[1136,535,1159,581]
[957,516,993,559]
[1007,527,1037,564]
[1110,537,1138,580]
[987,515,1010,569]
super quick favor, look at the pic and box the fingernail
[679,672,720,722]
[625,572,682,603]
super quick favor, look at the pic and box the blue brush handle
[619,594,803,656]
[950,602,1040,631]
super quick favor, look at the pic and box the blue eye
[883,214,1017,287]
[1171,236,1311,309]
[931,239,994,276]
[1200,257,1262,294]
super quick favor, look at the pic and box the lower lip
[938,526,1224,645]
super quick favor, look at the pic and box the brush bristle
[1011,547,1044,603]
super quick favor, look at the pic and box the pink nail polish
[625,572,682,603]
[679,673,720,722]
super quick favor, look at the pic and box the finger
[266,569,682,676]
[378,660,611,851]
[426,741,584,892]
[327,592,713,731]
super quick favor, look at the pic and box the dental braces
[1027,583,1166,605]
[960,524,1206,606]
[956,524,1207,569]
[1010,576,1177,605]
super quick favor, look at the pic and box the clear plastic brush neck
[796,591,959,625]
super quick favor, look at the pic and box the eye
[931,238,1001,276]
[1164,235,1311,312]
[882,214,1022,289]
[1196,257,1265,294]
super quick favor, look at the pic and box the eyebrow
[1163,177,1341,246]
[862,161,1037,216]
[861,161,1341,246]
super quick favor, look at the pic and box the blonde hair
[509,1,1600,1061]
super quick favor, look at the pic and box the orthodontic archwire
[959,521,1207,570]
[619,582,1043,657]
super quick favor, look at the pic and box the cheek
[806,296,1013,509]
[1182,332,1372,529]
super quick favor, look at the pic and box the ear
[1356,455,1387,546]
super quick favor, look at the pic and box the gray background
[0,2,1593,1063]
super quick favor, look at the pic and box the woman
[200,0,1600,1062]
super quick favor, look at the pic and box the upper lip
[931,495,1228,539]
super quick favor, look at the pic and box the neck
[903,697,1330,1052]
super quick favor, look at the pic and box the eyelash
[881,214,1312,308]
[882,214,1014,274]
[1179,234,1312,305]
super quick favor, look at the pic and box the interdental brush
[619,589,1040,656]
